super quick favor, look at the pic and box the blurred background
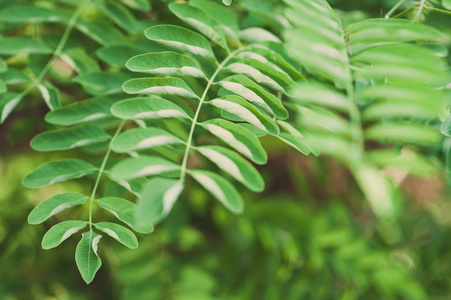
[1,0,451,299]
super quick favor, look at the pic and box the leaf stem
[385,0,407,18]
[424,5,451,16]
[88,121,125,229]
[179,48,244,182]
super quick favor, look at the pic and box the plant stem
[17,0,90,102]
[385,0,407,18]
[179,48,244,182]
[88,121,125,229]
[392,6,415,18]
[413,0,427,22]
[424,5,451,16]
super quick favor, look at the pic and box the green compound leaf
[23,159,97,188]
[94,222,138,249]
[169,3,229,50]
[126,51,206,78]
[37,82,61,111]
[111,97,190,120]
[96,197,153,234]
[73,72,131,96]
[28,193,88,224]
[75,231,102,284]
[122,77,198,98]
[218,75,288,120]
[0,37,52,55]
[137,178,184,227]
[45,96,119,126]
[30,124,111,152]
[208,95,279,135]
[0,5,66,23]
[189,169,244,214]
[41,220,87,249]
[112,127,185,153]
[145,25,216,59]
[109,156,180,181]
[202,119,267,164]
[196,145,264,192]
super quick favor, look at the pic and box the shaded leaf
[196,145,264,192]
[109,155,179,181]
[0,5,66,23]
[189,169,243,214]
[202,118,267,164]
[169,3,228,50]
[112,127,184,153]
[94,222,138,249]
[123,77,198,98]
[28,193,88,224]
[209,95,279,135]
[0,92,22,124]
[0,37,52,55]
[41,220,87,249]
[137,178,184,227]
[97,197,153,234]
[45,96,119,126]
[37,82,60,111]
[145,25,216,59]
[126,51,205,78]
[30,124,110,152]
[73,72,130,96]
[23,159,97,188]
[75,231,102,284]
[111,96,190,120]
[219,75,288,119]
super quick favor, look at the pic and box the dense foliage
[1,0,451,298]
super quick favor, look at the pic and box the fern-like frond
[284,0,449,218]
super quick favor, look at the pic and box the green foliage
[1,0,451,293]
